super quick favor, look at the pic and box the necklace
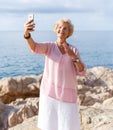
[56,41,66,54]
[59,44,64,49]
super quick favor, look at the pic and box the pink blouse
[32,42,86,103]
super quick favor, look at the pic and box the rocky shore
[0,66,113,130]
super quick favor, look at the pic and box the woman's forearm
[24,18,36,51]
[24,33,35,51]
[73,60,85,72]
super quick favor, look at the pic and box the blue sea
[0,31,113,79]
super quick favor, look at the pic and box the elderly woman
[24,18,86,130]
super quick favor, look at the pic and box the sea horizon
[0,30,113,79]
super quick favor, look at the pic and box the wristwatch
[73,58,80,63]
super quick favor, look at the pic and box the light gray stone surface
[0,67,113,130]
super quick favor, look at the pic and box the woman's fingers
[24,20,35,32]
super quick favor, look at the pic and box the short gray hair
[53,18,74,38]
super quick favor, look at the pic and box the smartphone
[28,14,34,22]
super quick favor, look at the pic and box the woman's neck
[56,38,66,45]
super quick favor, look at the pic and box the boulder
[0,75,42,129]
[0,66,113,130]
[0,74,42,103]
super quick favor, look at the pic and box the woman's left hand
[63,43,77,60]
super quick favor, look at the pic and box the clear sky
[0,0,113,31]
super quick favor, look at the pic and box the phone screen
[28,14,34,21]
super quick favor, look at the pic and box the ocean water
[0,31,113,79]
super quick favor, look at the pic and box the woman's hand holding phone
[24,14,35,36]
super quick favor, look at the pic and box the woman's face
[56,22,69,39]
